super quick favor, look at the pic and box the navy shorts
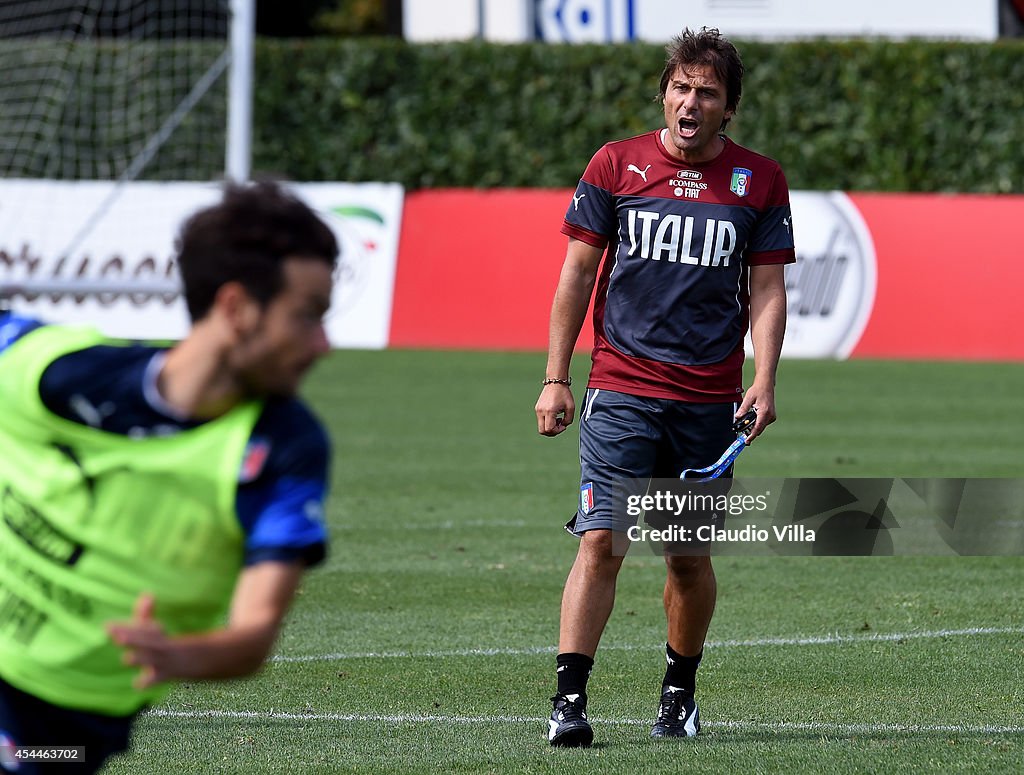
[567,388,737,536]
[0,677,135,774]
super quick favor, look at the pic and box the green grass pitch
[105,352,1023,774]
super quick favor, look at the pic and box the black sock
[663,643,701,695]
[556,652,594,700]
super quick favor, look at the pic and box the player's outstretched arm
[107,560,304,688]
[741,263,787,442]
[535,238,604,437]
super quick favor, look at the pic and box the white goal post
[227,0,254,183]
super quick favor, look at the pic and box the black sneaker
[650,685,700,738]
[547,693,594,747]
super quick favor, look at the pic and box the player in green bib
[0,182,339,774]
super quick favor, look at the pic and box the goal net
[0,0,239,322]
[0,0,231,182]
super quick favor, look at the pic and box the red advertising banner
[391,189,1024,360]
[847,193,1022,360]
[390,189,594,351]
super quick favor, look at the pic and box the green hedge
[3,38,1022,191]
[254,37,1024,192]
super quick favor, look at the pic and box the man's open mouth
[678,117,699,138]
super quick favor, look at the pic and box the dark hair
[176,181,339,321]
[658,27,744,129]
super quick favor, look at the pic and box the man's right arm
[534,237,605,437]
[107,560,305,687]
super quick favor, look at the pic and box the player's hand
[736,380,777,443]
[107,593,177,688]
[535,383,575,437]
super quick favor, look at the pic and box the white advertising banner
[746,191,877,359]
[0,181,404,349]
[536,0,998,42]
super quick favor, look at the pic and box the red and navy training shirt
[562,131,796,402]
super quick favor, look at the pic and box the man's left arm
[738,263,787,442]
[107,560,304,688]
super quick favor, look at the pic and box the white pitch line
[144,709,1024,736]
[710,625,1024,648]
[270,625,1024,664]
